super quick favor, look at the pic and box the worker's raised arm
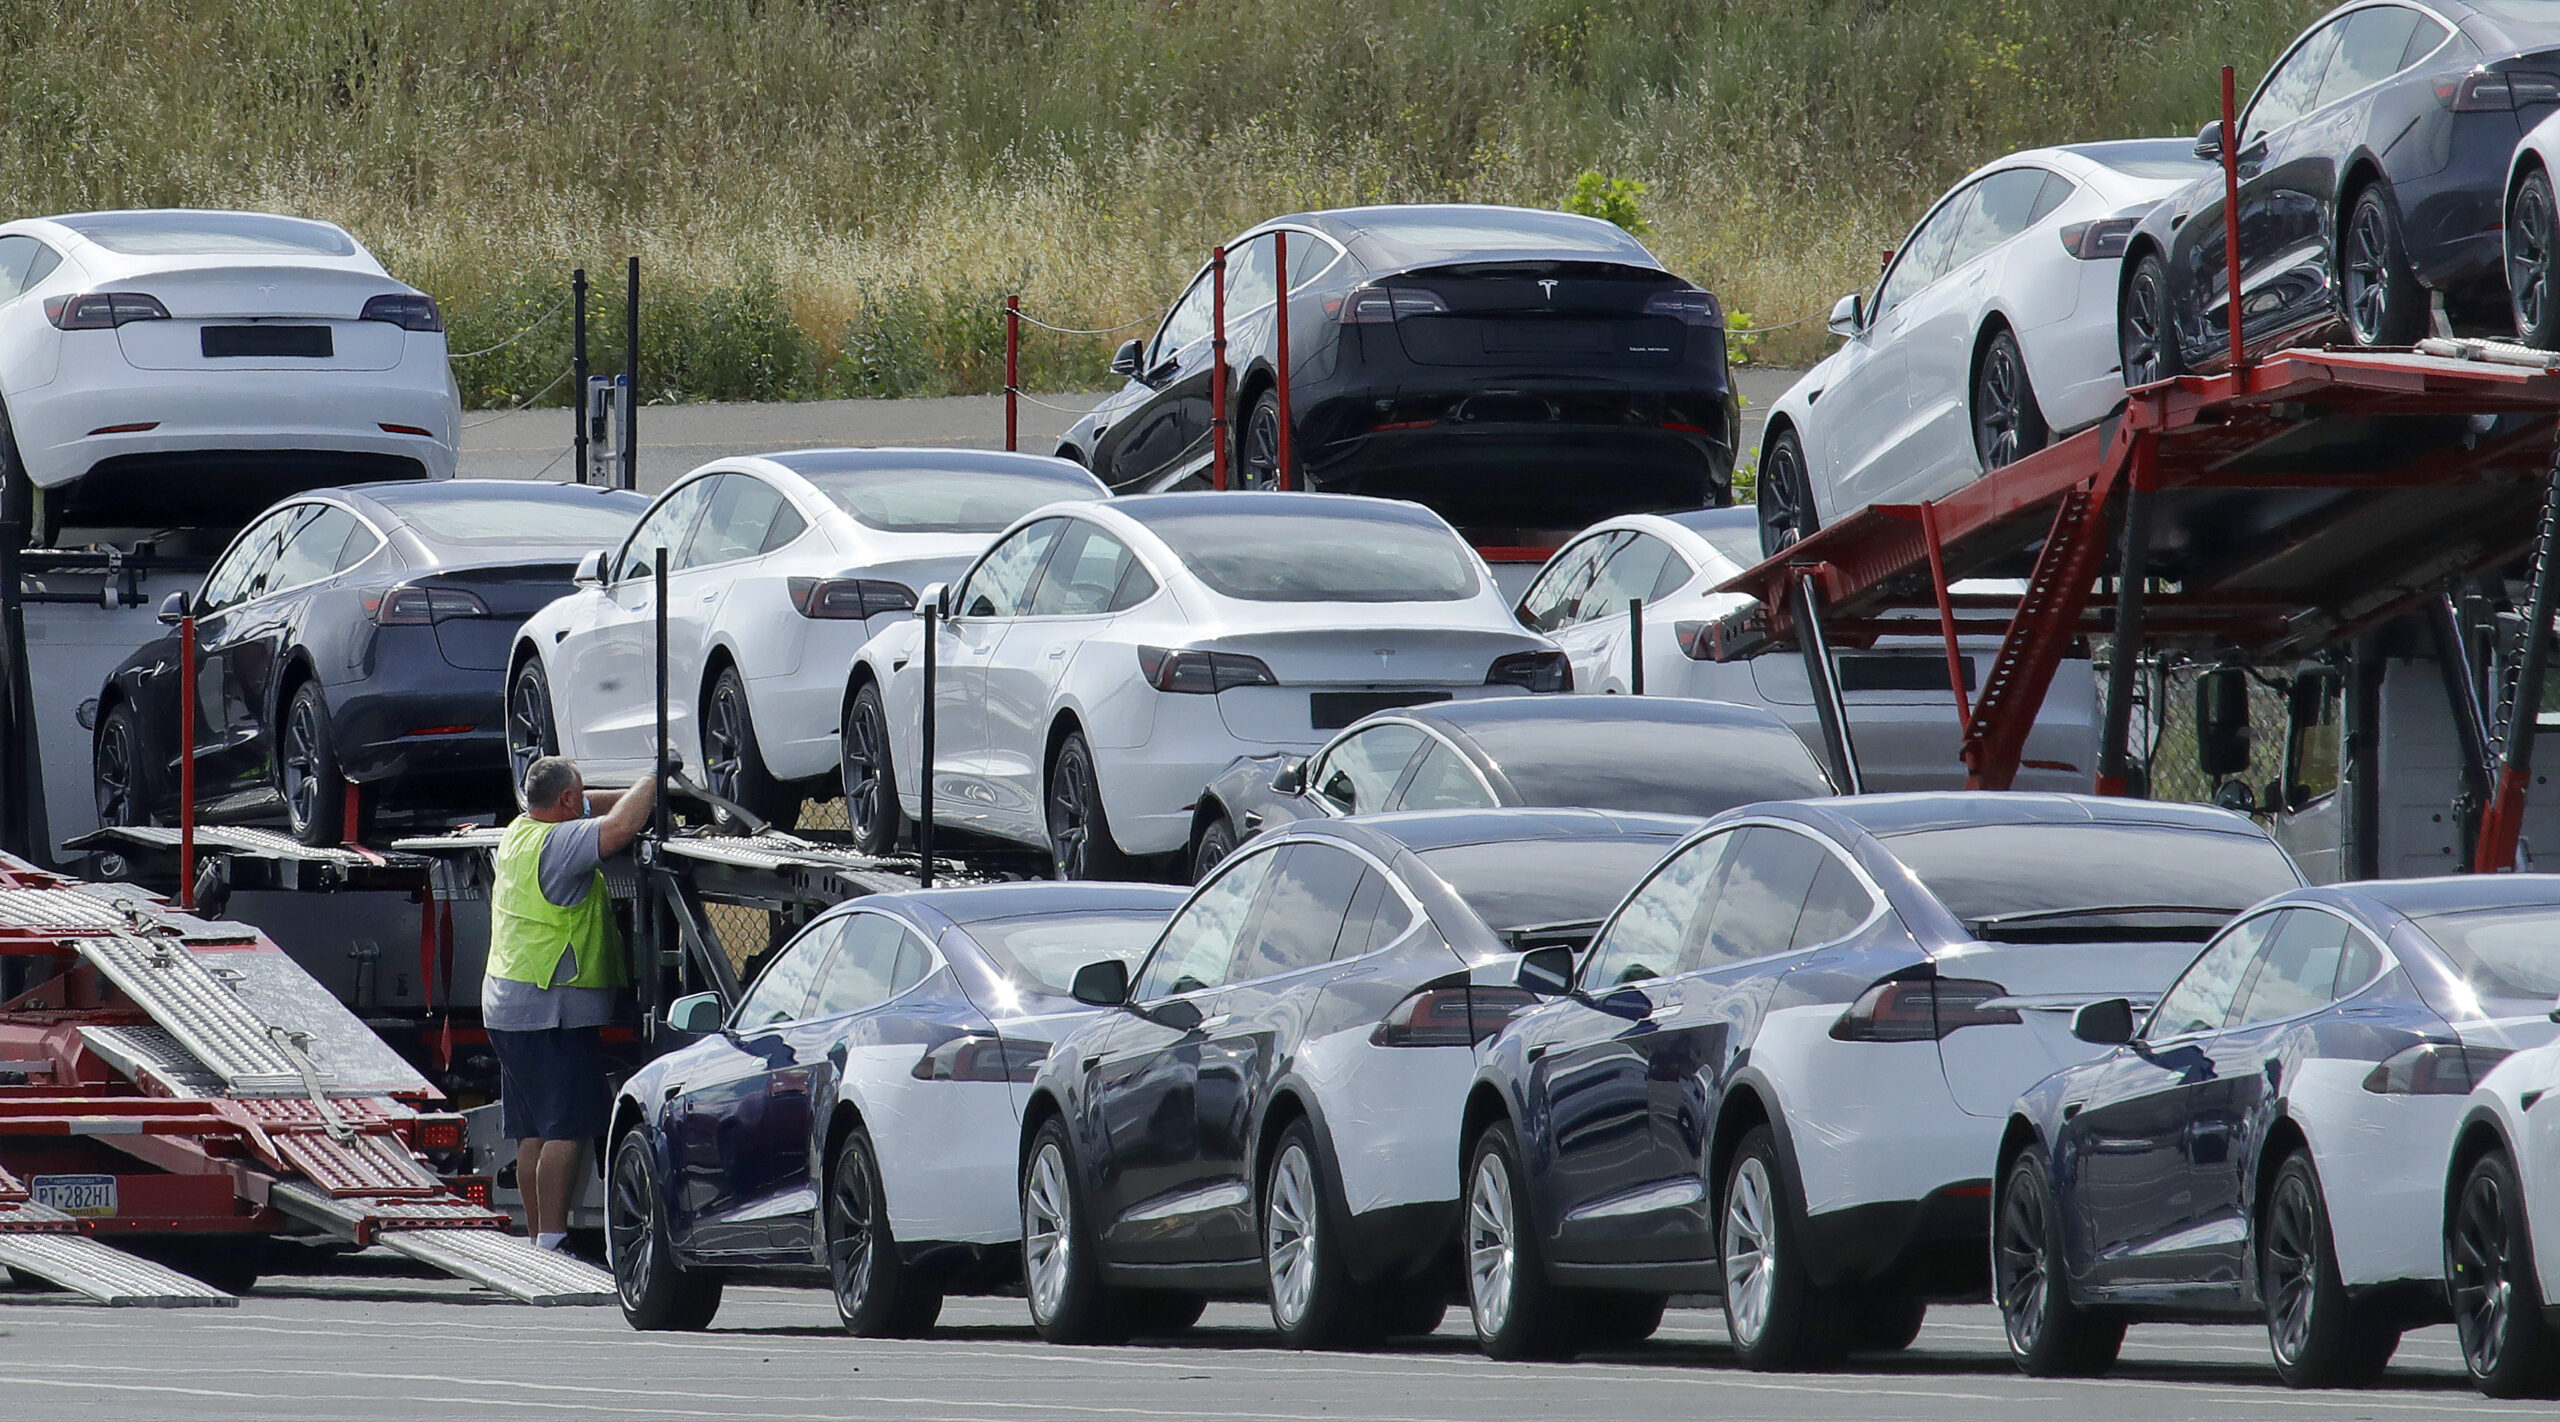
[594,775,658,856]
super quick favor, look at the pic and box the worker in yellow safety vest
[484,754,656,1254]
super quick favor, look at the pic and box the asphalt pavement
[1,1257,2529,1422]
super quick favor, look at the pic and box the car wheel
[1265,1117,1368,1349]
[279,681,347,847]
[1721,1124,1838,1371]
[1240,390,1285,490]
[1971,327,2049,471]
[94,700,162,828]
[2342,185,2429,348]
[1842,1286,1926,1354]
[1191,812,1239,884]
[1755,427,1817,561]
[841,681,904,855]
[1373,1287,1451,1339]
[507,658,559,812]
[1022,1116,1124,1343]
[2450,1147,2560,1397]
[1994,1145,2123,1376]
[1580,1290,1668,1348]
[1046,730,1130,881]
[2263,1149,2397,1388]
[703,665,797,829]
[1124,1289,1209,1336]
[826,1125,940,1337]
[1465,1119,1578,1360]
[2118,250,2184,387]
[607,1129,722,1331]
[2512,171,2560,350]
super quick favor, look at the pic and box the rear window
[801,466,1100,534]
[2074,140,2216,182]
[58,211,358,257]
[390,494,643,547]
[1469,723,1831,815]
[1417,837,1678,934]
[968,910,1172,997]
[1666,512,1765,572]
[1351,208,1658,265]
[1140,508,1480,602]
[2412,905,2560,1009]
[1883,823,2301,939]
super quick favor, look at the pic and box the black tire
[2450,1148,2560,1398]
[1842,1287,1926,1354]
[1240,389,1285,490]
[1046,730,1130,881]
[1465,1120,1579,1360]
[1994,1146,2123,1377]
[279,681,347,847]
[2342,184,2429,348]
[826,1125,941,1337]
[2263,1149,2396,1388]
[126,1237,263,1296]
[94,699,162,828]
[2511,170,2560,350]
[1972,327,2050,471]
[1191,812,1239,885]
[1374,1287,1452,1339]
[506,657,559,813]
[703,664,797,829]
[1581,1290,1668,1348]
[1720,1124,1838,1371]
[1022,1115,1124,1343]
[1755,427,1818,561]
[841,680,904,854]
[607,1129,723,1331]
[2119,250,2185,387]
[1124,1289,1210,1336]
[1264,1116,1368,1349]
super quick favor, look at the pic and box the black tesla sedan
[92,479,647,843]
[1188,696,1834,880]
[2119,0,2560,379]
[1055,204,1739,544]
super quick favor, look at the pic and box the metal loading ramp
[0,1164,233,1306]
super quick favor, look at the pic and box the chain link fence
[2125,652,2292,806]
[699,795,853,974]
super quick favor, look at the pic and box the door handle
[2062,1101,2083,1120]
[1047,648,1066,659]
[700,593,718,603]
[1645,1002,1685,1023]
[1526,1044,1549,1063]
[1195,1014,1233,1034]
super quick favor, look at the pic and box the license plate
[202,324,332,358]
[31,1173,116,1217]
[1310,690,1450,730]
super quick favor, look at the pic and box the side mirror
[1270,757,1307,796]
[915,582,949,620]
[665,991,725,1036]
[1516,944,1577,997]
[1109,338,1145,379]
[2072,997,2136,1046]
[1826,293,1863,337]
[2215,778,2262,815]
[156,590,189,626]
[573,549,608,587]
[2193,665,2251,779]
[1070,958,1129,1008]
[2192,120,2225,162]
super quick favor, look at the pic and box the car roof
[335,478,648,509]
[1404,694,1796,737]
[743,446,1103,488]
[850,881,1189,928]
[1106,489,1454,530]
[2295,873,2560,921]
[1305,806,1701,855]
[1776,791,2266,840]
[1254,204,1667,273]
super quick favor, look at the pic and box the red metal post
[1273,231,1293,491]
[341,781,361,847]
[2221,65,2246,376]
[1919,501,1971,729]
[1211,246,1230,490]
[1004,295,1020,453]
[177,616,195,910]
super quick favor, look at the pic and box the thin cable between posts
[446,291,574,360]
[1006,389,1103,415]
[1010,307,1156,336]
[462,365,575,428]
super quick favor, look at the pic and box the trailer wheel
[607,1130,722,1331]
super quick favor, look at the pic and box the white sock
[536,1232,567,1250]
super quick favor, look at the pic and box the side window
[199,508,297,612]
[265,506,364,593]
[1231,844,1368,982]
[1518,536,1612,633]
[1227,234,1278,316]
[1108,556,1159,612]
[2246,20,2346,145]
[1149,270,1216,369]
[1951,169,2057,268]
[1133,848,1278,1000]
[1393,741,1495,812]
[0,235,39,303]
[2148,912,2281,1038]
[1330,869,1417,959]
[2231,908,2359,1027]
[1876,186,1977,319]
[760,499,808,554]
[617,476,717,583]
[1689,826,1829,969]
[333,516,384,572]
[956,518,1065,619]
[1585,533,1677,619]
[734,923,834,1029]
[2283,668,2343,809]
[1308,723,1428,814]
[1650,548,1696,601]
[805,913,902,1019]
[1028,522,1138,616]
[1584,831,1739,989]
[1281,232,1344,290]
[684,474,788,568]
[2321,6,2426,109]
[1790,854,1877,950]
[2027,172,2076,227]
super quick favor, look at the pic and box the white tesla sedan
[0,209,459,529]
[508,448,1105,824]
[842,491,1572,877]
[1517,507,2097,791]
[1755,140,2213,557]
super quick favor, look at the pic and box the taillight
[448,1174,494,1209]
[787,576,916,620]
[1642,288,1725,326]
[1371,986,1536,1047]
[1675,621,1717,661]
[2364,1042,2513,1095]
[912,1035,1048,1083]
[2439,69,2560,109]
[45,292,171,329]
[1830,976,2020,1042]
[360,293,445,332]
[2058,217,2142,261]
[1136,645,1277,693]
[1340,285,1449,323]
[365,586,489,624]
[1486,649,1571,693]
[414,1114,466,1151]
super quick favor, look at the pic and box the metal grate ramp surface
[380,1227,616,1306]
[78,1024,225,1098]
[0,1216,237,1307]
[72,934,317,1094]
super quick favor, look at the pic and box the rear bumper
[330,655,510,797]
[1798,1181,1995,1296]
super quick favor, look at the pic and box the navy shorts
[490,1026,609,1141]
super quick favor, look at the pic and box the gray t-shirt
[481,817,618,1031]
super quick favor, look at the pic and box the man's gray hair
[523,756,583,813]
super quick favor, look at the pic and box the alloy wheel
[607,1140,654,1309]
[2122,266,2169,386]
[2515,180,2555,337]
[1466,1151,1518,1340]
[1723,1155,1779,1347]
[2453,1168,2519,1377]
[2345,203,2393,343]
[1048,749,1094,879]
[843,699,886,830]
[281,695,324,833]
[1975,342,2027,466]
[1267,1143,1321,1329]
[508,667,553,790]
[95,719,134,825]
[1758,437,1810,553]
[1995,1170,2049,1355]
[1242,402,1281,489]
[2264,1170,2320,1363]
[704,683,747,803]
[827,1147,878,1319]
[1023,1141,1073,1324]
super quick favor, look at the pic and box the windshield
[969,910,1171,997]
[1472,723,1831,813]
[59,211,358,257]
[801,466,1100,534]
[390,493,643,548]
[1883,823,2301,939]
[1140,508,1480,602]
[1417,837,1678,933]
[2413,905,2560,1010]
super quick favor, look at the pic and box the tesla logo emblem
[1537,280,1559,300]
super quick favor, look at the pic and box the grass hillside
[0,0,2320,410]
